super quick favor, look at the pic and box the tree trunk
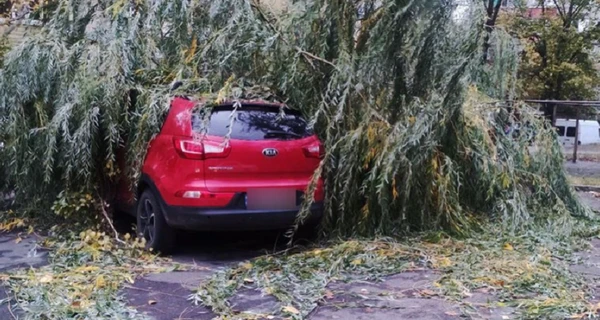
[483,0,502,63]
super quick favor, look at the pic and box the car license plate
[246,188,296,210]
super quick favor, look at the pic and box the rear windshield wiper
[264,131,302,139]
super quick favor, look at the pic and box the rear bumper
[162,204,324,231]
[138,174,323,231]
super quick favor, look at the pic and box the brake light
[173,137,231,160]
[303,143,324,159]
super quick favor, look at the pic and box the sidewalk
[0,232,47,319]
[0,195,599,320]
[123,235,600,320]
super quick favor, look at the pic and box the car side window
[566,127,576,137]
[556,126,565,136]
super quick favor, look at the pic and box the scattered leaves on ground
[192,218,600,320]
[2,230,180,319]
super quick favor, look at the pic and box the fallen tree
[0,0,589,237]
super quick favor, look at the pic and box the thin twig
[0,274,30,280]
[295,47,338,69]
[99,199,126,245]
[177,307,190,320]
[6,290,16,320]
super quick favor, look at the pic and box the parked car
[555,118,600,146]
[116,97,324,253]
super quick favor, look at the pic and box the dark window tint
[566,127,576,137]
[192,105,312,140]
[556,126,565,136]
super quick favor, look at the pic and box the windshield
[192,105,313,140]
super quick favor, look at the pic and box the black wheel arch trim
[136,174,174,224]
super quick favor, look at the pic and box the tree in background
[509,0,600,122]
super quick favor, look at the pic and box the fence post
[573,109,580,163]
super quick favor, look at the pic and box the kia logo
[262,148,278,157]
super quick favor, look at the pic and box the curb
[573,185,600,192]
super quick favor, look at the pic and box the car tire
[137,190,175,254]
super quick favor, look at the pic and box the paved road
[2,196,600,320]
[0,232,47,319]
[110,211,465,320]
[113,212,290,319]
[115,216,472,320]
[564,161,600,178]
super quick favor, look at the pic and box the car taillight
[173,137,231,160]
[303,143,324,159]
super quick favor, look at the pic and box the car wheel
[137,190,175,254]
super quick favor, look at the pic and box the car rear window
[192,105,313,140]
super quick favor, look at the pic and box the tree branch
[295,47,338,69]
[552,0,566,22]
[250,0,337,70]
[487,0,495,17]
[99,199,126,245]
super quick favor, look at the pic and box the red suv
[117,97,324,253]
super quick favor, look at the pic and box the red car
[117,97,324,253]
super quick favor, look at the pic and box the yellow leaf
[241,262,253,270]
[185,37,198,63]
[324,290,334,299]
[503,243,514,251]
[14,237,22,244]
[125,275,134,284]
[419,289,436,296]
[431,157,438,171]
[39,274,53,283]
[75,266,100,273]
[360,204,369,219]
[95,275,106,288]
[282,305,300,315]
[351,259,362,265]
[501,172,510,189]
[437,257,452,268]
